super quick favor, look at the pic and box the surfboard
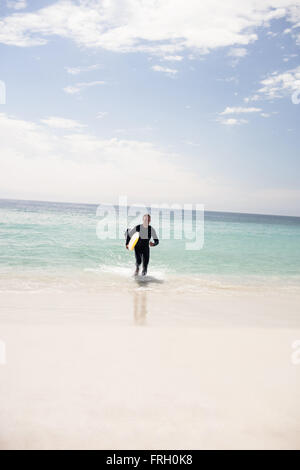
[128,231,139,251]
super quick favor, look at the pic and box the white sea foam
[1,265,300,297]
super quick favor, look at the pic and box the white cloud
[0,0,298,54]
[244,94,260,103]
[151,65,178,76]
[228,47,248,58]
[65,64,102,75]
[6,0,27,10]
[0,112,204,204]
[41,116,86,130]
[162,55,183,62]
[266,31,278,37]
[217,76,239,84]
[257,65,300,99]
[286,5,300,44]
[220,106,262,115]
[63,81,106,95]
[96,112,108,119]
[218,105,263,124]
[0,112,299,214]
[227,47,248,67]
[244,66,300,102]
[218,117,248,126]
[282,54,298,63]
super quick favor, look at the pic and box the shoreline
[1,267,300,298]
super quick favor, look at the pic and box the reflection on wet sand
[133,277,164,326]
[134,276,164,287]
[133,290,148,326]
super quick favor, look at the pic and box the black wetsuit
[126,224,159,274]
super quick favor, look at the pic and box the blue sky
[0,0,299,215]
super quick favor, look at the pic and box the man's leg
[134,248,142,275]
[142,247,150,275]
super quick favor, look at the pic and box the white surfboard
[128,232,139,251]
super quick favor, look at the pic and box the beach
[2,0,300,452]
[0,199,300,449]
[1,288,300,450]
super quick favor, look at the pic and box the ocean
[0,198,300,294]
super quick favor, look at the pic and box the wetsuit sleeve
[151,227,159,246]
[126,225,139,245]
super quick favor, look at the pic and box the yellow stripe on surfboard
[128,232,139,251]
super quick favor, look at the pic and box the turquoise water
[0,199,300,292]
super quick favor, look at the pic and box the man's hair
[143,213,151,221]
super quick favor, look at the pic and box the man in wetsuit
[126,214,159,276]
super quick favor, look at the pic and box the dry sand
[0,289,300,450]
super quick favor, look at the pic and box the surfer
[126,214,159,276]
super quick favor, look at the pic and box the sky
[0,0,299,216]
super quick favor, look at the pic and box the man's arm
[150,227,159,246]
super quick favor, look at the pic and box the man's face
[143,214,150,226]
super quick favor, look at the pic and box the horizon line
[0,197,299,219]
